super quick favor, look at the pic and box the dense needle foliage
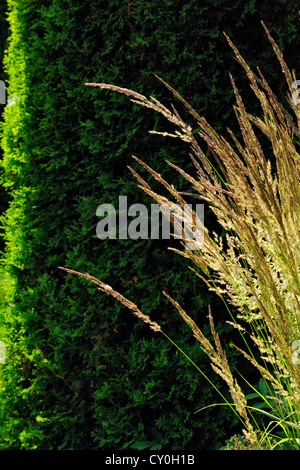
[70,23,300,449]
[0,0,299,450]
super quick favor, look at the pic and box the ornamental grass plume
[58,267,161,333]
[60,22,300,449]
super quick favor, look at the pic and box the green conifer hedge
[0,0,8,249]
[0,0,299,450]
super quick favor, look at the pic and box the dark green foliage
[0,0,299,450]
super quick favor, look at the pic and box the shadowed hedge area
[0,0,299,450]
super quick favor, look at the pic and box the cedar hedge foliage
[0,0,8,250]
[0,0,299,450]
